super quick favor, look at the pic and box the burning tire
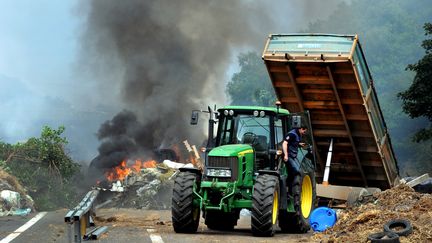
[251,174,279,237]
[205,210,239,231]
[172,171,200,233]
[279,169,316,233]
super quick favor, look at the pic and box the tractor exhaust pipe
[207,106,216,148]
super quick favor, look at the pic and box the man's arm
[282,140,288,162]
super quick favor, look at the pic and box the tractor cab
[214,106,288,171]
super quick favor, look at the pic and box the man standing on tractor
[282,126,308,174]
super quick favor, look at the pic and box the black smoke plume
[79,0,341,169]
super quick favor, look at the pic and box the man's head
[298,126,308,136]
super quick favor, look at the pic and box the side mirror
[291,115,302,128]
[191,110,199,125]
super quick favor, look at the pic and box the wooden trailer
[262,34,399,189]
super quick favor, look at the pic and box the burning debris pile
[0,169,34,216]
[94,141,201,210]
[95,160,174,210]
[313,184,432,242]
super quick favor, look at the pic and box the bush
[0,126,82,210]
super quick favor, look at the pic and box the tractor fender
[179,167,202,176]
[258,170,280,177]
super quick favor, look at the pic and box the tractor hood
[208,144,253,157]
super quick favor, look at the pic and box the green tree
[398,23,432,143]
[0,126,81,210]
[226,52,276,106]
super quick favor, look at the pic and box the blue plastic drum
[309,207,337,232]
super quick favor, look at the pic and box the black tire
[172,171,200,233]
[384,219,413,236]
[279,170,316,233]
[251,174,279,237]
[367,231,400,243]
[205,210,239,231]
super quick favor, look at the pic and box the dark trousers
[287,157,300,175]
[286,157,300,195]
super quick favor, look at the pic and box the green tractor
[172,105,316,236]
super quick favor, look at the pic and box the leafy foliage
[398,23,432,142]
[0,126,81,210]
[226,52,276,106]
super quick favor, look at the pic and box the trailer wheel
[205,210,239,231]
[172,171,200,233]
[279,170,316,233]
[251,174,279,237]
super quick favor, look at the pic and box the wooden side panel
[263,34,399,189]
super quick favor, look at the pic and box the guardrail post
[64,189,102,242]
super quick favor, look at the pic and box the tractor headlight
[206,168,232,178]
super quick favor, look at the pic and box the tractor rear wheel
[251,174,279,236]
[205,210,239,230]
[279,170,316,233]
[172,171,200,233]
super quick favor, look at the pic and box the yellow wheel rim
[272,190,279,224]
[301,175,313,218]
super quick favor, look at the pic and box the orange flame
[105,159,158,182]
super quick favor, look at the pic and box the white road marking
[0,212,47,243]
[147,228,164,243]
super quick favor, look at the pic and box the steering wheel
[242,132,257,145]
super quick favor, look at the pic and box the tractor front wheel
[251,174,279,237]
[172,171,200,233]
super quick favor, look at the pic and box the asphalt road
[0,209,314,243]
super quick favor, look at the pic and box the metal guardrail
[64,189,103,242]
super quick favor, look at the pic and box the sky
[0,0,111,160]
[0,0,343,162]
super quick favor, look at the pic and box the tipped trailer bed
[262,34,398,189]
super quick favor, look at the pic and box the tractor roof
[219,106,290,115]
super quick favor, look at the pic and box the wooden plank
[346,114,369,121]
[333,68,354,74]
[351,131,374,138]
[296,75,330,84]
[341,98,363,105]
[333,173,387,182]
[314,129,348,137]
[357,146,378,153]
[312,120,345,125]
[360,159,383,167]
[327,66,368,187]
[303,101,338,107]
[273,81,292,88]
[317,141,351,147]
[303,89,334,94]
[336,82,358,89]
[286,64,305,112]
[280,97,299,103]
[268,66,287,73]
